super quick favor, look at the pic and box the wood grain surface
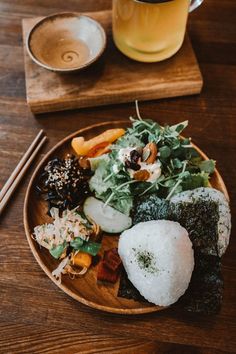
[0,0,236,353]
[22,11,202,114]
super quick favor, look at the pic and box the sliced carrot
[72,252,92,269]
[87,141,111,158]
[71,128,125,156]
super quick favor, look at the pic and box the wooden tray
[23,121,229,314]
[22,11,203,114]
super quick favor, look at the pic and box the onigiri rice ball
[118,220,194,306]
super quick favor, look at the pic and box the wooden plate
[24,121,229,314]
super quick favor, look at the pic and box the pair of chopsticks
[0,130,47,216]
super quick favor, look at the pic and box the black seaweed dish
[36,155,93,214]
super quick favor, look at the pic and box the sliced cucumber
[83,197,132,233]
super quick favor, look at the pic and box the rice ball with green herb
[118,220,194,306]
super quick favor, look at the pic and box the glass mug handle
[189,0,204,12]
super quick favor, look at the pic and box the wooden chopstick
[0,129,44,203]
[0,133,47,216]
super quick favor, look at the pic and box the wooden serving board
[22,11,203,114]
[24,121,229,315]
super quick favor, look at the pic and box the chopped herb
[78,241,101,256]
[50,243,66,259]
[70,237,84,249]
[136,250,158,274]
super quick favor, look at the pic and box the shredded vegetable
[33,207,91,254]
[33,207,101,282]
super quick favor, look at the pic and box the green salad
[89,115,215,216]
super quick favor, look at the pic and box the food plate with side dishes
[24,111,231,314]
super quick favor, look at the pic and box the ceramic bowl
[26,13,106,72]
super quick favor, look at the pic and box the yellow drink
[112,0,190,62]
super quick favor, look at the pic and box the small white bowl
[26,13,106,73]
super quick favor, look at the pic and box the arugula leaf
[199,160,216,174]
[115,134,143,149]
[110,194,133,215]
[169,120,188,134]
[172,158,183,169]
[182,172,210,191]
[187,157,215,175]
[159,145,171,159]
[168,183,183,196]
[164,179,177,188]
[89,158,113,195]
[89,154,110,171]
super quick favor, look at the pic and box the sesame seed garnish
[37,155,92,213]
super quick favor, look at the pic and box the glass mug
[112,0,204,62]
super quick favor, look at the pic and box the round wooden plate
[24,121,229,314]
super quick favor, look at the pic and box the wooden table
[0,1,235,353]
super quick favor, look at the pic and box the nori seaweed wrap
[133,188,231,257]
[178,254,223,314]
[120,187,231,313]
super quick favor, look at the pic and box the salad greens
[89,111,215,216]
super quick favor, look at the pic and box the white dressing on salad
[128,161,161,183]
[117,146,162,183]
[118,147,136,164]
[141,161,161,183]
[113,164,119,173]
